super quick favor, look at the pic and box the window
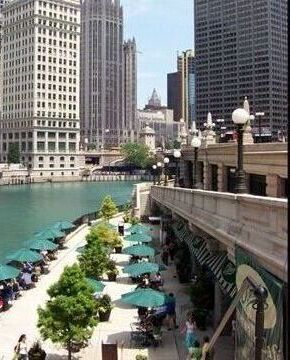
[49,156,54,161]
[39,156,44,161]
[70,157,75,161]
[49,164,54,168]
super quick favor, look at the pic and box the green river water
[0,181,137,263]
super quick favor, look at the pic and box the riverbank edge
[0,174,153,187]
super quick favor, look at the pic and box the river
[0,181,137,263]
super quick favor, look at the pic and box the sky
[121,0,194,109]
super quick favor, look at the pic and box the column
[65,133,69,153]
[44,132,48,152]
[217,164,227,192]
[203,162,211,190]
[33,131,37,153]
[55,132,59,152]
[266,174,279,197]
[213,281,223,329]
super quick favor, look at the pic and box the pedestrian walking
[201,336,214,360]
[165,293,178,330]
[161,244,169,266]
[181,313,198,359]
[14,334,28,360]
[190,340,202,360]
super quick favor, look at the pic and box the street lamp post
[232,108,250,193]
[157,162,162,185]
[173,149,181,187]
[253,285,268,360]
[152,164,157,185]
[163,157,169,186]
[255,112,265,143]
[216,119,224,142]
[191,135,201,189]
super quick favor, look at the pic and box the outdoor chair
[130,324,147,348]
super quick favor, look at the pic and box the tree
[121,142,153,168]
[7,143,20,164]
[78,241,110,279]
[99,195,118,221]
[37,264,97,360]
[86,223,120,249]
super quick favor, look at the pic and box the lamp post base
[235,170,247,193]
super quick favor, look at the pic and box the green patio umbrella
[124,233,152,243]
[52,220,75,231]
[6,248,43,263]
[123,262,159,277]
[122,244,156,257]
[35,228,65,241]
[121,288,167,308]
[129,224,152,234]
[86,277,105,293]
[24,238,58,251]
[0,264,20,281]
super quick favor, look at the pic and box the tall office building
[0,0,81,176]
[167,71,182,122]
[178,50,196,126]
[194,0,288,139]
[80,0,123,149]
[123,38,137,143]
[167,50,195,125]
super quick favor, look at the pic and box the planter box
[107,273,117,281]
[99,310,111,322]
[115,246,122,254]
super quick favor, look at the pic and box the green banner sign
[235,246,284,360]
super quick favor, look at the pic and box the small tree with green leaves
[7,143,20,164]
[78,242,110,279]
[86,223,121,249]
[37,264,97,360]
[99,195,118,221]
[121,142,153,168]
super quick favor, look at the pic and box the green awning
[216,260,237,298]
[192,241,210,265]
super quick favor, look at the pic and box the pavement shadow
[106,330,144,349]
[115,260,129,266]
[46,354,81,360]
[113,298,136,310]
[116,276,132,284]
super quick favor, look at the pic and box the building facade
[178,50,196,126]
[0,0,81,177]
[123,38,137,143]
[194,0,288,139]
[167,71,182,122]
[80,0,123,149]
[137,108,181,149]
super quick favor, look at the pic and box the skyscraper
[123,38,137,143]
[167,71,182,122]
[80,0,123,149]
[194,0,288,139]
[178,50,196,126]
[0,0,81,176]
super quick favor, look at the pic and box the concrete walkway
[0,218,234,360]
[0,224,90,359]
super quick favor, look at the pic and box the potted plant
[135,355,148,360]
[28,341,46,360]
[96,294,112,322]
[113,235,123,253]
[106,260,119,281]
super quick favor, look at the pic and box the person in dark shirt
[165,293,178,330]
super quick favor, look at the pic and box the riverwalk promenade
[0,217,234,359]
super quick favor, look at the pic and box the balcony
[150,186,287,281]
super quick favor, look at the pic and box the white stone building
[0,0,82,178]
[137,108,181,148]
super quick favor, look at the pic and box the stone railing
[150,186,287,282]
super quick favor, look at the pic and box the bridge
[149,185,287,282]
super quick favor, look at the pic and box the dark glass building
[194,0,288,140]
[167,71,182,122]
